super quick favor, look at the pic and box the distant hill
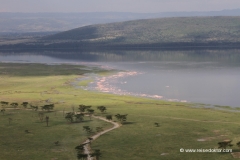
[43,16,240,44]
[1,9,240,33]
[1,16,240,50]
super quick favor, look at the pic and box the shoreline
[84,70,188,102]
[0,61,238,111]
[73,68,240,112]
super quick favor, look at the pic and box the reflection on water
[1,49,240,64]
[0,49,240,107]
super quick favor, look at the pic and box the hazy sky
[0,0,240,13]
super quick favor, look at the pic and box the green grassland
[1,63,240,160]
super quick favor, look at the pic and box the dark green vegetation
[0,63,108,76]
[44,16,240,43]
[1,63,240,159]
[2,17,240,50]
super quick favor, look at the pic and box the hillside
[43,16,240,44]
[1,16,240,50]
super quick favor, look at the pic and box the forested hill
[2,16,240,50]
[43,16,240,44]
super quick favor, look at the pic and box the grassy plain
[1,63,240,160]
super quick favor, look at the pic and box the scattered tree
[65,112,85,123]
[83,126,93,134]
[237,141,240,149]
[90,149,102,160]
[75,144,88,160]
[10,103,18,109]
[96,127,103,133]
[154,122,159,127]
[87,109,94,120]
[1,109,5,115]
[77,153,88,160]
[75,144,85,152]
[97,106,107,113]
[79,105,86,113]
[75,113,84,122]
[79,104,91,113]
[218,140,233,149]
[1,101,9,107]
[106,115,112,121]
[30,105,38,111]
[21,102,28,108]
[65,112,74,123]
[41,104,54,111]
[115,114,128,124]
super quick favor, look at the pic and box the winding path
[82,115,120,160]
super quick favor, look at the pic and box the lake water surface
[1,50,240,107]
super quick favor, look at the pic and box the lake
[1,49,240,107]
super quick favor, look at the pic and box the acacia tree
[79,105,86,113]
[10,103,18,109]
[1,109,5,115]
[77,153,88,160]
[106,115,112,121]
[65,112,74,123]
[21,102,28,108]
[154,122,159,127]
[41,104,54,112]
[75,144,88,160]
[87,109,94,120]
[83,126,93,135]
[90,149,102,160]
[218,140,233,149]
[96,127,103,133]
[75,144,85,152]
[30,105,38,111]
[79,105,91,113]
[1,101,9,107]
[97,106,107,113]
[237,141,240,149]
[75,113,84,122]
[115,114,128,124]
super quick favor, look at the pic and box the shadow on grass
[231,149,240,152]
[122,121,136,125]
